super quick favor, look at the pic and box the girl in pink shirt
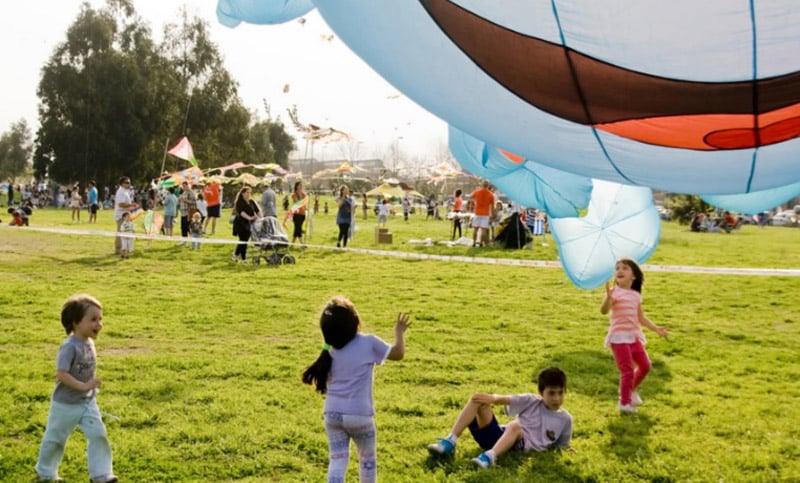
[600,258,668,413]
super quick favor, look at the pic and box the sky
[0,1,448,164]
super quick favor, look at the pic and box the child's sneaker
[631,391,643,406]
[427,438,455,456]
[618,402,638,413]
[471,452,493,469]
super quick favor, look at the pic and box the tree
[0,120,33,179]
[665,194,711,224]
[33,1,295,186]
[34,2,172,187]
[160,8,251,169]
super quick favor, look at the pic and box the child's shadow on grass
[606,412,656,461]
[548,349,673,405]
[549,349,671,462]
[424,450,583,482]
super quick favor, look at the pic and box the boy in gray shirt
[35,294,117,483]
[427,367,572,469]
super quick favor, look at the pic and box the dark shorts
[292,213,306,238]
[207,204,221,217]
[468,415,524,451]
[89,203,98,214]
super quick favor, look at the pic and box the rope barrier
[3,225,799,277]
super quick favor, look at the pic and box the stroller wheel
[282,255,296,265]
[266,254,280,265]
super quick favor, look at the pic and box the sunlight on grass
[0,207,798,481]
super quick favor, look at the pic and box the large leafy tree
[34,1,295,186]
[0,120,33,179]
[34,1,167,186]
[159,9,252,170]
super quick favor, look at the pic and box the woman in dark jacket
[232,186,260,262]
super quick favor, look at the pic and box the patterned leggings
[324,412,377,483]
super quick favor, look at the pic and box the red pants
[611,340,651,405]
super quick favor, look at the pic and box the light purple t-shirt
[506,394,573,451]
[324,333,391,416]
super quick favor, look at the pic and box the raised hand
[394,312,412,334]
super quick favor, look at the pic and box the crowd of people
[689,210,744,233]
[4,175,554,255]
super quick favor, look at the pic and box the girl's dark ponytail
[301,296,361,395]
[302,350,333,394]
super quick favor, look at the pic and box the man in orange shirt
[470,180,495,247]
[203,181,222,235]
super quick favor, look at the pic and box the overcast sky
[0,1,448,162]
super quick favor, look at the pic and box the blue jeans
[36,398,114,481]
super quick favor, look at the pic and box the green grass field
[1,205,798,482]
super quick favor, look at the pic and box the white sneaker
[618,403,637,413]
[631,391,643,406]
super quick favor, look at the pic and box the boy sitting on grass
[427,367,572,469]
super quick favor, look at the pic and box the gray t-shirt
[324,333,391,416]
[53,336,97,404]
[506,394,572,451]
[163,193,178,217]
[506,394,573,451]
[260,188,277,217]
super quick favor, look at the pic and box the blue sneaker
[427,438,455,456]
[471,452,493,469]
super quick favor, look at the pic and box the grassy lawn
[1,204,798,482]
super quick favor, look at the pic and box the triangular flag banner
[168,136,198,167]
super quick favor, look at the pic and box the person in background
[195,193,208,228]
[336,186,355,248]
[260,183,278,218]
[189,211,204,250]
[470,180,495,247]
[113,177,134,256]
[231,186,260,263]
[290,181,308,246]
[70,183,82,223]
[7,178,14,206]
[452,189,464,240]
[377,198,391,227]
[162,187,178,237]
[118,211,135,259]
[87,181,99,224]
[202,181,221,236]
[177,181,197,246]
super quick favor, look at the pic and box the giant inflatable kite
[218,0,800,287]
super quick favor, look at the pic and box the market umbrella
[366,183,404,198]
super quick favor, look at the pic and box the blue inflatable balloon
[448,126,592,218]
[218,0,800,195]
[218,1,800,287]
[217,0,313,27]
[549,181,661,289]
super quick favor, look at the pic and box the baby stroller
[251,216,295,265]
